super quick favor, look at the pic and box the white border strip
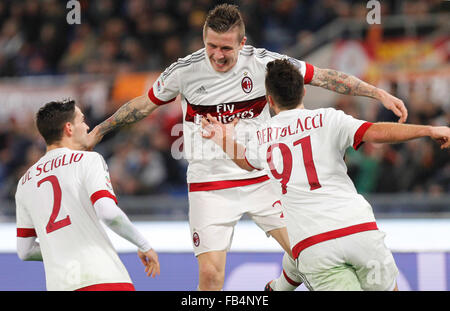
[2,219,450,253]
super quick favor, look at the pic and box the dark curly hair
[36,99,76,145]
[265,59,305,110]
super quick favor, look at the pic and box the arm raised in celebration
[310,66,408,123]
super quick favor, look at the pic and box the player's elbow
[17,247,32,261]
[102,215,122,228]
[139,94,159,115]
[242,164,256,172]
[235,159,256,172]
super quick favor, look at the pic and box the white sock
[271,270,301,291]
[271,252,302,291]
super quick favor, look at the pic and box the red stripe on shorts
[75,283,135,291]
[188,175,269,192]
[292,222,378,259]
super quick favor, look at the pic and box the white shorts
[188,179,285,256]
[296,230,399,291]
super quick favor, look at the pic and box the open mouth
[212,58,227,68]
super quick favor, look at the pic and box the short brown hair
[265,59,304,109]
[36,99,76,145]
[203,4,245,41]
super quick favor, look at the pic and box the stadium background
[0,0,449,291]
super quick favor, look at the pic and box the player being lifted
[201,59,450,291]
[86,4,408,291]
[15,100,160,291]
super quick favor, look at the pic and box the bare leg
[268,227,293,258]
[197,250,227,291]
[392,282,398,291]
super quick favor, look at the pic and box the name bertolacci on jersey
[244,108,377,255]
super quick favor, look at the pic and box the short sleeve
[256,48,314,84]
[83,153,118,206]
[327,108,373,151]
[287,58,314,84]
[147,62,180,106]
[15,191,36,237]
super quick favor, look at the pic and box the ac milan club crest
[241,76,253,93]
[193,232,200,247]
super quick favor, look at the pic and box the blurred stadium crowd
[0,0,448,216]
[0,0,446,76]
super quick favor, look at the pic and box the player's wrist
[374,88,387,101]
[139,242,152,253]
[427,126,439,139]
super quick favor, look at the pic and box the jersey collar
[45,147,72,157]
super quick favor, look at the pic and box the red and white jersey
[245,108,377,259]
[148,46,314,188]
[15,147,132,291]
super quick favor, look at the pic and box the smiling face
[204,26,246,73]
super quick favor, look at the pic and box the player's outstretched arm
[94,197,160,278]
[310,66,408,123]
[363,123,450,149]
[86,95,159,150]
[201,114,254,171]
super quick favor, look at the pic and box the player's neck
[46,139,76,153]
[274,103,304,115]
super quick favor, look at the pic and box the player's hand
[378,89,408,123]
[138,249,160,278]
[429,126,450,149]
[201,113,239,146]
[86,126,103,151]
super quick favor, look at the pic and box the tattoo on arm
[310,68,379,99]
[98,98,154,136]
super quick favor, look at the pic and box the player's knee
[199,262,225,290]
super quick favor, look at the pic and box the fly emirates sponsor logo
[215,103,255,123]
[186,96,266,125]
[21,152,84,185]
[257,113,323,145]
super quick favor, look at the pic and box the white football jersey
[15,147,132,291]
[149,46,314,187]
[245,108,377,258]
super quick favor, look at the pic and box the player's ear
[63,122,73,137]
[239,36,247,48]
[266,94,275,108]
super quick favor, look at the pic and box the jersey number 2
[267,136,321,194]
[37,175,71,234]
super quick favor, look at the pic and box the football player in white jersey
[200,59,450,290]
[86,4,408,291]
[15,100,160,291]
